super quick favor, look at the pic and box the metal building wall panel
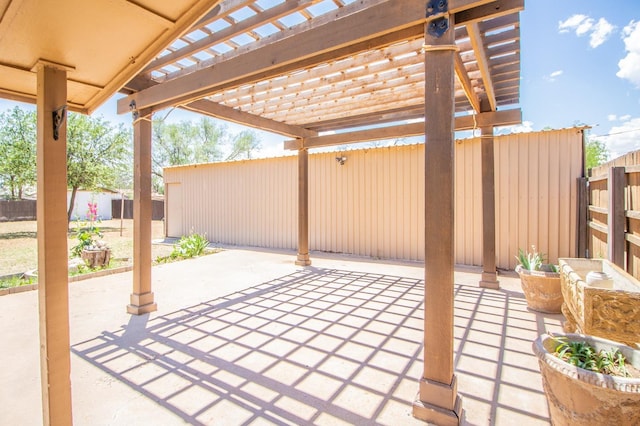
[454,137,483,266]
[164,158,297,249]
[164,129,582,269]
[494,128,583,268]
[307,145,425,261]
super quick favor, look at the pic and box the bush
[174,232,209,258]
[0,275,35,289]
[156,232,209,263]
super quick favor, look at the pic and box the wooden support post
[412,13,462,426]
[577,177,588,258]
[35,61,73,426]
[608,167,625,269]
[479,125,499,289]
[296,146,311,266]
[128,111,157,315]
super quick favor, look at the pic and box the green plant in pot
[515,246,562,313]
[533,333,640,425]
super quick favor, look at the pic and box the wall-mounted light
[52,105,67,141]
[336,155,347,165]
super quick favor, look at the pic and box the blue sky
[1,1,639,160]
[519,0,640,158]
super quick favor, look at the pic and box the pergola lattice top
[120,0,523,136]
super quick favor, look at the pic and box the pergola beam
[455,0,523,25]
[302,105,425,132]
[284,108,522,150]
[181,99,317,138]
[455,53,481,112]
[468,22,496,111]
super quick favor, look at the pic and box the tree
[0,107,37,199]
[585,138,609,170]
[194,117,225,163]
[226,130,261,160]
[66,113,131,221]
[152,117,225,192]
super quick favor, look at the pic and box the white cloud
[544,70,563,82]
[590,18,616,48]
[496,121,534,135]
[254,144,295,159]
[599,116,640,159]
[559,14,591,34]
[621,114,632,121]
[617,20,640,87]
[558,14,615,48]
[608,114,618,121]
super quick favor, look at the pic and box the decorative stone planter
[559,258,640,347]
[81,248,111,269]
[515,265,562,313]
[533,333,640,426]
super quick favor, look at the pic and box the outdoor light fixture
[336,155,347,165]
[52,105,67,140]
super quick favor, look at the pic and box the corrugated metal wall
[164,129,583,269]
[164,157,297,249]
[494,129,584,268]
[309,145,425,261]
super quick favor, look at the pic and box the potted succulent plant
[515,246,562,313]
[533,333,640,425]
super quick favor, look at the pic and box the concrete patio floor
[0,248,563,425]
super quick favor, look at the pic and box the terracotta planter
[516,265,562,313]
[533,333,640,426]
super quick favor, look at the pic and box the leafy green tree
[66,113,131,221]
[585,138,609,170]
[226,130,261,160]
[0,107,37,199]
[152,117,225,192]
[194,117,225,163]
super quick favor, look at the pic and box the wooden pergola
[0,1,523,424]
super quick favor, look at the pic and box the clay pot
[533,333,640,426]
[516,265,562,313]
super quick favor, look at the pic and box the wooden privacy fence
[164,128,585,269]
[0,199,37,221]
[111,199,164,221]
[587,159,640,280]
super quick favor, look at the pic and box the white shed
[67,189,121,221]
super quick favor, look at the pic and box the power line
[590,127,640,138]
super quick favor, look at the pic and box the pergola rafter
[145,0,321,75]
